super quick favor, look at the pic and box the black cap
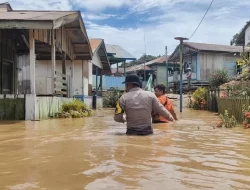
[122,74,141,86]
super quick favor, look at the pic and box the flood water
[0,109,250,190]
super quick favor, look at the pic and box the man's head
[122,75,142,92]
[154,84,166,97]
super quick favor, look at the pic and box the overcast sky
[2,0,250,59]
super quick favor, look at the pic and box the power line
[189,0,215,40]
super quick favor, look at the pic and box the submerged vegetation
[218,110,237,128]
[55,99,93,118]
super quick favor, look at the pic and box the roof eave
[77,11,93,59]
[236,21,250,46]
[0,20,53,29]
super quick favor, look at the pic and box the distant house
[125,55,176,87]
[168,42,243,87]
[92,44,136,91]
[85,39,110,108]
[0,3,93,120]
[236,21,250,47]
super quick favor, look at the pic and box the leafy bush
[56,99,93,118]
[221,83,250,98]
[209,70,229,88]
[242,105,250,129]
[189,87,207,110]
[103,88,122,108]
[219,110,237,128]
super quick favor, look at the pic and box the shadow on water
[0,108,250,190]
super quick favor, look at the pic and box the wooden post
[123,61,126,76]
[25,29,37,120]
[62,51,66,97]
[51,29,56,95]
[0,30,2,94]
[95,67,98,96]
[117,63,118,73]
[165,46,169,92]
[100,69,103,97]
[71,60,74,97]
[29,30,36,95]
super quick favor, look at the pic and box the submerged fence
[217,97,250,122]
[0,95,25,120]
[206,89,220,112]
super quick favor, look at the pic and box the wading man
[114,75,174,135]
[153,84,178,123]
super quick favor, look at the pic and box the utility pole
[165,46,169,92]
[174,37,188,112]
[143,30,147,84]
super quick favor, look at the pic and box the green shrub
[189,87,207,110]
[209,70,229,88]
[219,110,237,128]
[103,88,122,108]
[56,99,93,118]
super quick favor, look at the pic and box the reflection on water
[0,109,250,190]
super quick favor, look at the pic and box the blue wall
[93,75,125,90]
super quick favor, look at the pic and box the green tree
[120,54,161,67]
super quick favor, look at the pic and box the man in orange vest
[152,84,178,123]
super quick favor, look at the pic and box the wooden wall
[199,53,241,80]
[0,29,16,94]
[33,27,74,60]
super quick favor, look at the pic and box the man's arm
[114,98,126,123]
[152,96,174,121]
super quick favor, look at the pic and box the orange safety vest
[153,95,177,123]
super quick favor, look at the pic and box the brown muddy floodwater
[0,109,250,190]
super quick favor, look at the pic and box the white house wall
[91,51,103,69]
[36,60,72,95]
[69,60,89,96]
[88,61,93,85]
[35,60,89,96]
[245,25,250,46]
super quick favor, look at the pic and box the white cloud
[82,13,116,20]
[3,0,72,10]
[71,0,133,12]
[86,4,249,59]
[2,0,250,60]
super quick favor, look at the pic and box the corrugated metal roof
[111,68,125,74]
[145,55,167,66]
[89,39,111,74]
[105,44,136,60]
[185,42,243,53]
[126,64,152,72]
[0,11,76,21]
[89,39,103,54]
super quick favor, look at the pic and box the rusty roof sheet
[0,11,77,21]
[105,44,136,60]
[89,39,103,53]
[185,42,243,53]
[126,64,153,72]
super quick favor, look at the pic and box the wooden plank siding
[33,27,74,60]
[0,29,16,94]
[199,53,241,81]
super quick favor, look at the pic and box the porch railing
[54,71,70,97]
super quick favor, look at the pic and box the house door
[2,59,14,94]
